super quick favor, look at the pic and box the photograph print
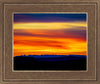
[13,13,87,70]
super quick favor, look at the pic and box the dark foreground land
[14,55,86,70]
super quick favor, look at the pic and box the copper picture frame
[0,0,100,84]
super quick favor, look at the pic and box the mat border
[12,12,88,72]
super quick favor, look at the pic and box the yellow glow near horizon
[14,35,87,56]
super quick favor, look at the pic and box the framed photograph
[13,13,87,70]
[0,0,100,84]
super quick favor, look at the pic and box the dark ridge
[14,55,87,70]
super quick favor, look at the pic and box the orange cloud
[14,34,87,56]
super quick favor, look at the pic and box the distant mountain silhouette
[14,55,87,70]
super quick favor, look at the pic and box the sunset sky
[13,13,87,56]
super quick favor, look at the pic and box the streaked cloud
[13,13,87,56]
[14,22,87,30]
